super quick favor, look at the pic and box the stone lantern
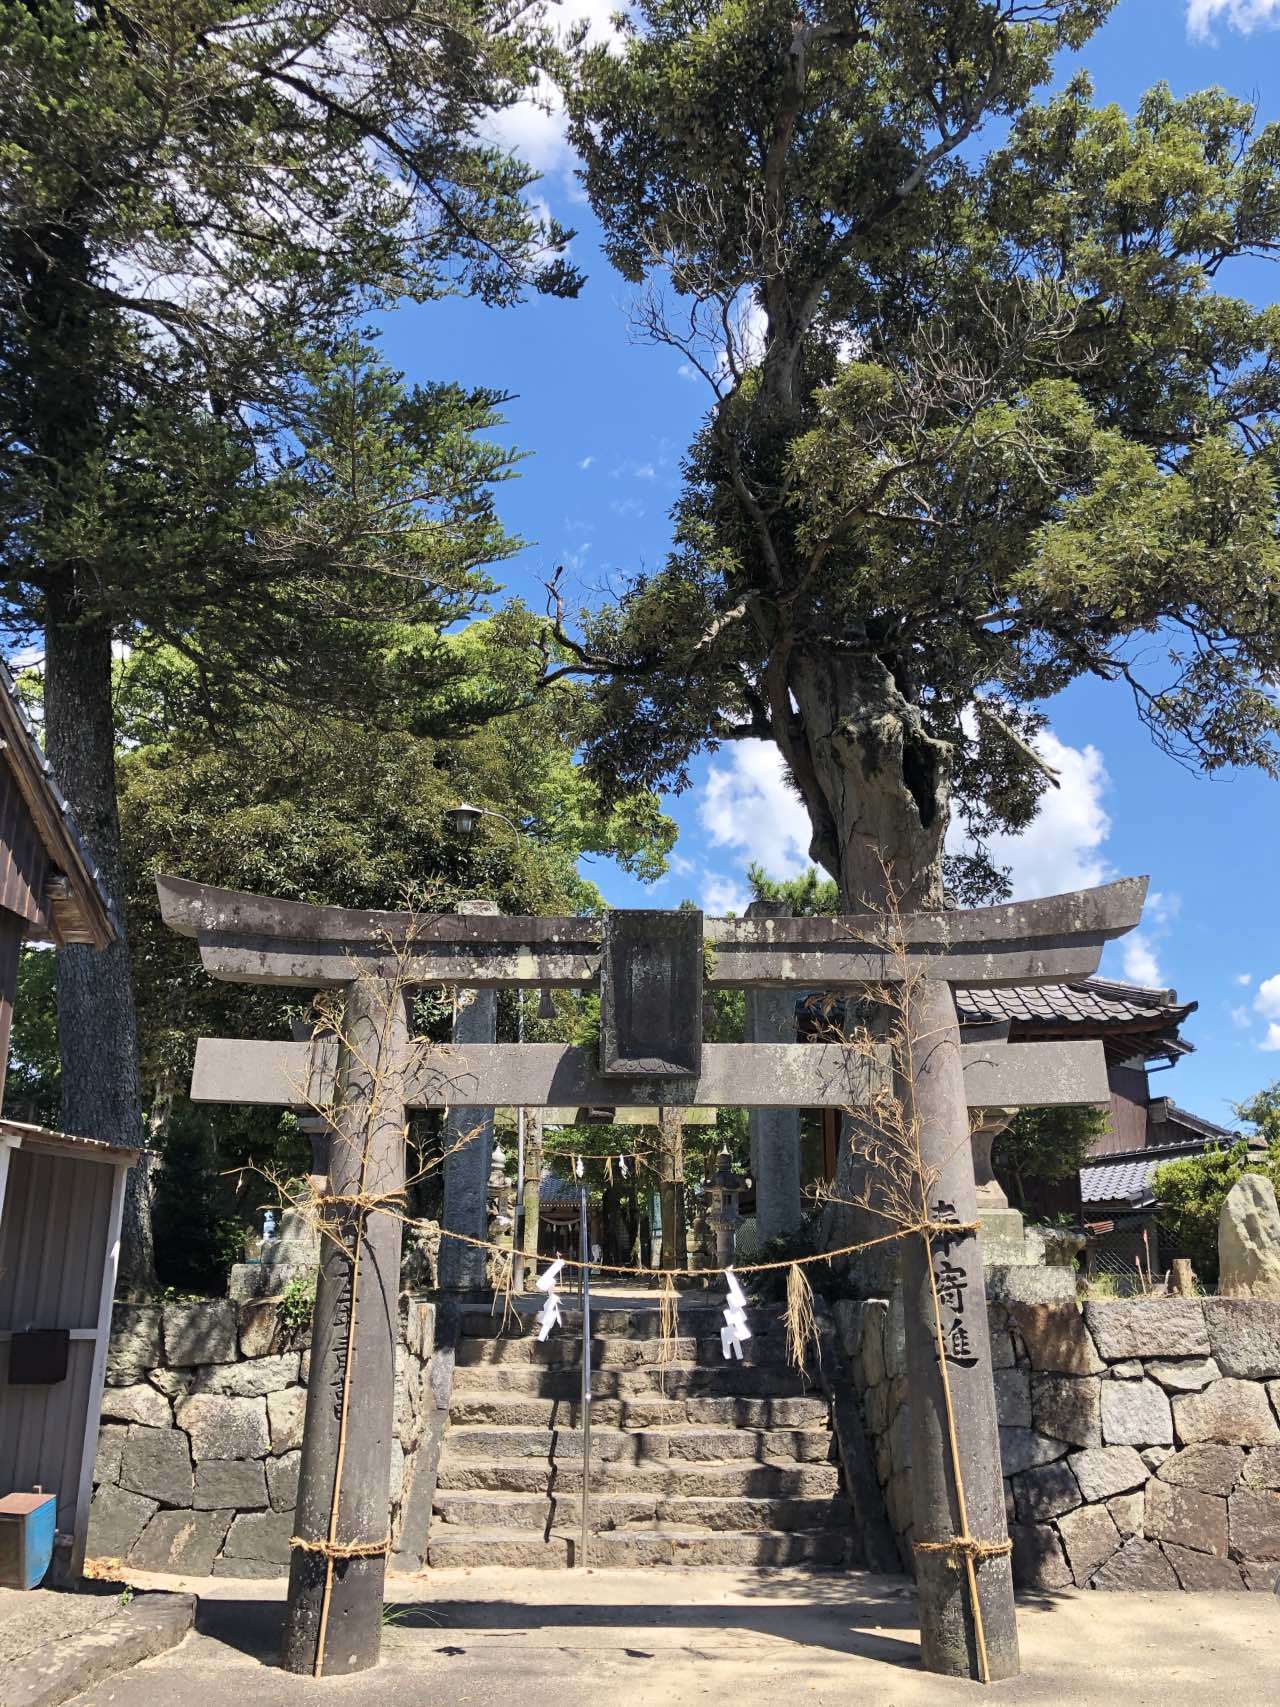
[707,1145,745,1270]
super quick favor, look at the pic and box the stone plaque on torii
[158,872,1147,1683]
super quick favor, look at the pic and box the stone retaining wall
[834,1291,1280,1591]
[87,1293,445,1577]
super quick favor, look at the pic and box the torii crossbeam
[158,872,1147,1684]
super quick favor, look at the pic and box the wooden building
[0,661,123,1578]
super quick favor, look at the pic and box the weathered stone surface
[86,1484,158,1560]
[1013,1460,1081,1523]
[99,1382,173,1429]
[1107,1491,1144,1537]
[985,1264,1076,1306]
[1228,1487,1280,1560]
[149,1367,193,1399]
[129,1508,232,1575]
[1101,1379,1172,1446]
[1057,1502,1121,1585]
[238,1300,286,1359]
[1068,1446,1147,1503]
[1158,1444,1245,1497]
[1217,1173,1280,1300]
[1009,1521,1072,1589]
[213,1555,286,1578]
[1242,1446,1280,1490]
[266,1449,301,1512]
[1110,1360,1144,1379]
[164,1299,238,1367]
[1203,1300,1280,1378]
[176,1393,270,1460]
[1144,1478,1228,1556]
[267,1386,307,1454]
[222,1508,295,1565]
[1088,1536,1179,1591]
[993,1367,1030,1428]
[1174,1379,1280,1446]
[1244,1560,1280,1591]
[105,1306,163,1386]
[1085,1300,1209,1360]
[194,1459,268,1511]
[1161,1542,1247,1591]
[193,1353,300,1398]
[93,1423,129,1487]
[1033,1374,1101,1446]
[1007,1302,1105,1375]
[119,1427,194,1507]
[1146,1358,1220,1393]
[1142,1446,1173,1472]
[999,1427,1067,1476]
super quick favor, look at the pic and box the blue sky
[380,0,1280,1125]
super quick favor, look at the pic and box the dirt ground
[59,1565,1280,1707]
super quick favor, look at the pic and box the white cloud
[701,872,753,916]
[1255,973,1280,1021]
[1236,973,1253,987]
[578,456,595,471]
[951,731,1113,900]
[481,2,626,195]
[1187,0,1280,39]
[609,497,644,518]
[698,739,813,880]
[1122,935,1164,987]
[1262,1022,1280,1052]
[1231,1005,1252,1030]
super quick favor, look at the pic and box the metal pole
[514,994,526,1289]
[579,1184,592,1567]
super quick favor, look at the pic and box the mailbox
[0,1490,57,1589]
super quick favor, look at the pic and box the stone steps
[443,1423,834,1464]
[446,1392,830,1429]
[426,1526,855,1570]
[433,1489,852,1532]
[429,1311,851,1571]
[436,1458,840,1497]
[458,1308,784,1340]
[449,1361,813,1397]
[453,1334,793,1368]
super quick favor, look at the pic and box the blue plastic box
[0,1491,57,1589]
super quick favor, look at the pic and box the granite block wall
[834,1293,1280,1591]
[86,1294,443,1577]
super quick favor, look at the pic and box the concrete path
[63,1566,1279,1707]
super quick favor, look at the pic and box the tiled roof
[954,978,1194,1031]
[1080,1133,1249,1208]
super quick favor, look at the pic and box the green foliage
[5,948,60,1125]
[278,1274,318,1337]
[560,2,1280,905]
[1237,1083,1280,1146]
[748,864,840,916]
[994,1104,1109,1212]
[1153,1137,1280,1284]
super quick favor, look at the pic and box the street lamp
[444,802,526,842]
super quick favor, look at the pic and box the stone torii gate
[158,872,1147,1683]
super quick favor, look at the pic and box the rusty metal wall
[0,1146,114,1533]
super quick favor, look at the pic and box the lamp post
[443,802,540,1285]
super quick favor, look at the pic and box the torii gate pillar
[281,976,409,1677]
[901,978,1018,1680]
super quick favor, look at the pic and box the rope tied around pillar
[290,1534,391,1560]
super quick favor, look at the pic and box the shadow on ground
[196,1573,941,1675]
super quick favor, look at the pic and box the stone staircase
[427,1296,861,1568]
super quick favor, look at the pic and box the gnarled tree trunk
[44,588,151,1289]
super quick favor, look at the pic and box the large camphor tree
[0,1,580,1282]
[558,0,1280,914]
